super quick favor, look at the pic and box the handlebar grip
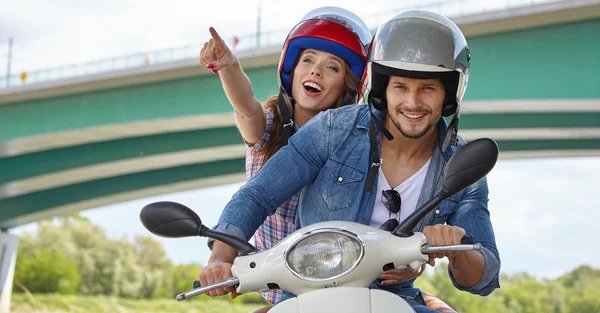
[177,277,239,301]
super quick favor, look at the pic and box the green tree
[562,266,600,313]
[14,249,80,294]
[170,263,203,299]
[133,236,174,298]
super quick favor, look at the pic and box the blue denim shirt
[213,104,501,301]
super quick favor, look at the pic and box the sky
[3,0,598,284]
[0,0,419,75]
[0,0,552,76]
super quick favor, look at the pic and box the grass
[10,293,266,313]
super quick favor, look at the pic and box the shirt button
[435,210,440,215]
[338,177,343,182]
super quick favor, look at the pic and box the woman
[199,7,371,306]
[199,7,456,313]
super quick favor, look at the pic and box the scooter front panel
[270,297,300,313]
[270,287,412,313]
[370,289,416,313]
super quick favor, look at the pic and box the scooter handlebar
[421,243,481,254]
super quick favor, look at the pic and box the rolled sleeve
[447,177,501,296]
[447,245,500,295]
[207,223,247,250]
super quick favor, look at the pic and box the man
[199,10,501,313]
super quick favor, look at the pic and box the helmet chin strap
[442,103,461,152]
[365,103,383,193]
[367,91,394,140]
[278,87,295,146]
[365,99,394,193]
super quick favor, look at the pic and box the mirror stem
[392,194,447,237]
[202,226,258,255]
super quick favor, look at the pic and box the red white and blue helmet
[277,7,372,103]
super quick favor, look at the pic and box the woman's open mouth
[303,81,323,96]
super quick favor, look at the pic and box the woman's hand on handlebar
[198,260,239,298]
[198,241,240,298]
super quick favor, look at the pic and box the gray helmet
[367,10,470,117]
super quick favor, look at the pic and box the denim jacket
[213,104,501,300]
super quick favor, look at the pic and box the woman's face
[291,49,347,114]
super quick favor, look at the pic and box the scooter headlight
[284,229,364,281]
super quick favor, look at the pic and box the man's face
[385,76,445,139]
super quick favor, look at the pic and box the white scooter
[139,137,498,313]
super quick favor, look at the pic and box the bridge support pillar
[0,233,18,313]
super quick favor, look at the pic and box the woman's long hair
[257,61,363,165]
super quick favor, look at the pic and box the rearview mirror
[140,201,203,238]
[393,138,499,236]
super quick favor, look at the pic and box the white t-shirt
[369,157,432,229]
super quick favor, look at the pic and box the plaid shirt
[245,109,299,305]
